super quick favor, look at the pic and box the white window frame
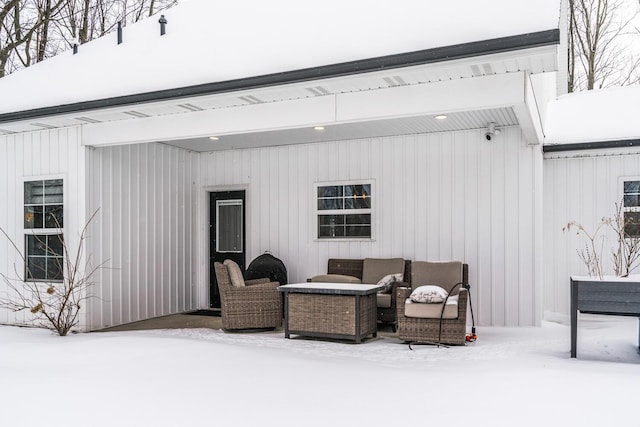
[620,176,640,238]
[22,177,65,282]
[215,198,244,253]
[314,180,375,241]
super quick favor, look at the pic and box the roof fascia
[0,29,560,125]
[543,139,640,153]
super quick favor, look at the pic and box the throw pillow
[376,273,403,294]
[409,285,449,303]
[223,259,245,287]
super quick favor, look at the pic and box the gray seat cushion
[223,259,245,287]
[411,261,463,294]
[362,258,405,284]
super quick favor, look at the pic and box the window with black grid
[623,180,640,238]
[24,179,64,281]
[317,183,372,239]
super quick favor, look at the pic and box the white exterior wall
[543,149,640,318]
[87,143,199,330]
[197,127,543,326]
[0,127,87,328]
[1,125,546,329]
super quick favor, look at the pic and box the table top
[278,282,384,296]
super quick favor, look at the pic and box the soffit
[0,45,557,149]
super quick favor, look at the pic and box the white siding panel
[0,128,86,329]
[87,143,199,330]
[544,151,640,318]
[199,127,541,326]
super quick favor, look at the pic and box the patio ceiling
[166,107,520,152]
[0,44,557,150]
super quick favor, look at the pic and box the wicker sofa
[397,261,469,346]
[214,261,282,331]
[309,258,411,331]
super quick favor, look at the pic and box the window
[216,199,243,253]
[24,179,64,281]
[316,182,372,239]
[623,180,640,237]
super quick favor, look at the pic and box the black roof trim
[544,139,640,153]
[0,29,560,125]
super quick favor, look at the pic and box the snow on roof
[0,0,561,115]
[544,84,640,145]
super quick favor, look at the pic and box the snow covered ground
[1,315,638,426]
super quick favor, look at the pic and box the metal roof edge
[0,29,560,125]
[543,139,640,153]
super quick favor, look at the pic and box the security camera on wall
[484,122,501,141]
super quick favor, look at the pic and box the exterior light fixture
[313,126,325,131]
[209,136,219,141]
[435,115,447,120]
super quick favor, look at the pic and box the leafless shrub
[607,202,640,277]
[0,210,106,336]
[564,201,640,279]
[563,219,608,279]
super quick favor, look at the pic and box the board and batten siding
[543,149,640,318]
[87,143,199,330]
[198,127,542,326]
[0,127,87,328]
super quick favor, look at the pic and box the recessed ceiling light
[435,115,447,120]
[209,136,219,141]
[313,126,325,131]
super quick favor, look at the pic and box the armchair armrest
[242,280,280,290]
[246,277,272,285]
[396,286,412,316]
[388,281,409,298]
[457,288,469,319]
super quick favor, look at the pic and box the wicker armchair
[214,261,282,331]
[397,261,469,346]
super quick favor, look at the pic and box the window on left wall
[24,179,64,281]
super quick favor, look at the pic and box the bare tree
[0,0,39,77]
[569,0,640,91]
[0,0,67,76]
[1,0,178,77]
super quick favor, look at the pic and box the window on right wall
[316,182,372,239]
[622,179,640,238]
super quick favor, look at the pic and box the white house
[0,0,593,331]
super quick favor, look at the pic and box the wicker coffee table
[278,283,383,343]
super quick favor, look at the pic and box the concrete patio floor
[98,310,399,337]
[99,311,224,332]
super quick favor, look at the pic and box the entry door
[209,190,246,308]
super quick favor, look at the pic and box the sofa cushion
[411,261,463,294]
[309,274,362,284]
[223,259,245,287]
[376,293,392,308]
[404,295,459,319]
[362,258,404,284]
[410,285,448,303]
[376,273,403,293]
